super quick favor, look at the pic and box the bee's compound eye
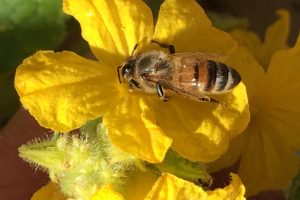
[121,65,130,76]
[121,62,134,77]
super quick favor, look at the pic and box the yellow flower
[144,173,245,200]
[91,185,124,200]
[31,182,66,200]
[208,10,300,196]
[31,173,246,200]
[91,173,246,200]
[15,0,249,163]
[230,10,289,69]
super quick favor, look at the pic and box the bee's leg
[156,84,169,101]
[174,88,226,106]
[129,79,141,91]
[131,43,138,56]
[197,96,219,103]
[197,96,227,107]
[151,40,176,54]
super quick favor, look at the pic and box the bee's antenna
[131,43,138,56]
[117,65,122,84]
[118,44,138,84]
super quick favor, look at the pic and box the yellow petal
[147,82,249,163]
[231,10,289,68]
[31,182,66,200]
[206,46,265,170]
[144,47,255,163]
[237,122,300,196]
[260,10,290,67]
[145,173,245,200]
[15,51,120,132]
[103,95,172,163]
[229,30,262,63]
[149,0,249,162]
[63,0,153,66]
[262,33,300,149]
[153,0,237,54]
[145,173,208,200]
[234,33,300,196]
[123,170,158,200]
[209,36,300,195]
[91,185,124,200]
[206,131,248,173]
[207,173,246,200]
[226,46,265,105]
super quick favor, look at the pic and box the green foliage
[0,0,70,126]
[286,167,300,200]
[151,150,212,187]
[0,0,68,71]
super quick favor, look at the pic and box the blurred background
[0,0,300,199]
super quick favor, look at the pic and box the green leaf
[286,167,300,200]
[151,150,212,187]
[80,117,102,139]
[0,0,68,72]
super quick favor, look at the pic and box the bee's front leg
[151,40,176,54]
[156,84,170,102]
[128,79,141,91]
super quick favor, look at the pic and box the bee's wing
[166,53,239,95]
[145,52,229,94]
[170,52,227,62]
[151,54,210,97]
[145,52,238,101]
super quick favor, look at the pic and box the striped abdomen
[195,60,241,93]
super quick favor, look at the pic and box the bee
[117,40,241,104]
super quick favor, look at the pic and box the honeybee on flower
[119,40,241,104]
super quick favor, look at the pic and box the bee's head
[117,59,136,83]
